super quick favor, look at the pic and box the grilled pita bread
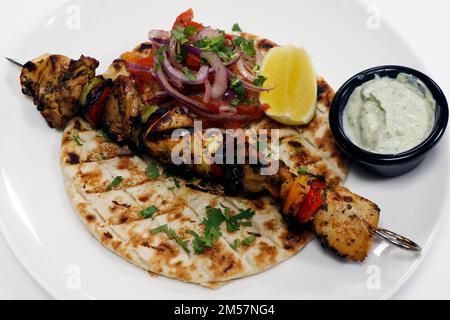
[61,118,314,287]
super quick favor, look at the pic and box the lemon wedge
[260,45,317,125]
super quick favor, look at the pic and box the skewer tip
[5,57,24,68]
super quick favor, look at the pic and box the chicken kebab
[14,9,416,261]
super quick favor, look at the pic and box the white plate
[0,0,448,299]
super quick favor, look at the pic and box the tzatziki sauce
[343,73,436,154]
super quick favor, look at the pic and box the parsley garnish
[194,33,236,63]
[184,25,198,36]
[241,234,257,246]
[253,75,267,87]
[297,166,309,175]
[232,23,242,32]
[172,26,189,45]
[232,36,256,57]
[150,224,190,253]
[139,205,158,219]
[230,239,241,251]
[71,134,83,146]
[187,230,208,254]
[230,98,241,107]
[145,162,160,179]
[182,67,196,81]
[154,46,166,70]
[230,234,256,250]
[223,206,256,232]
[106,176,123,191]
[230,76,247,97]
[186,205,255,254]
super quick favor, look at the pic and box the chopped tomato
[185,53,201,69]
[188,21,205,31]
[121,50,154,68]
[173,8,194,29]
[224,33,235,41]
[173,9,204,31]
[190,96,221,113]
[236,103,266,117]
[297,180,326,223]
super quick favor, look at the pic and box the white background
[0,0,449,299]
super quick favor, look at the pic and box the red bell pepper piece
[297,179,326,223]
[86,86,110,126]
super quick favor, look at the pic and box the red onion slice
[184,45,202,57]
[125,61,152,73]
[148,29,170,40]
[256,49,264,65]
[237,55,256,81]
[241,79,274,92]
[224,50,242,66]
[201,51,228,99]
[190,27,221,42]
[219,105,237,114]
[204,79,212,103]
[162,50,209,85]
[168,37,182,69]
[155,66,248,121]
[151,38,170,46]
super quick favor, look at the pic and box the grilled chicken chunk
[20,54,99,128]
[313,187,380,261]
[103,75,146,142]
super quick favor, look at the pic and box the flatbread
[61,118,314,287]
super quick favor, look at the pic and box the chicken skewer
[9,53,421,261]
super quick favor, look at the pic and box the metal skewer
[5,57,24,68]
[4,56,423,254]
[369,227,422,252]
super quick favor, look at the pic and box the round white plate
[0,0,448,299]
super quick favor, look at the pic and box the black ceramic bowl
[329,65,448,177]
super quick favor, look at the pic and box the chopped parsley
[154,46,166,70]
[183,25,198,37]
[232,23,242,32]
[230,76,247,97]
[186,205,255,254]
[230,98,241,107]
[241,234,257,246]
[139,205,158,219]
[232,36,256,57]
[230,234,257,250]
[230,239,241,251]
[106,176,123,191]
[182,66,196,81]
[194,33,236,63]
[71,134,83,146]
[223,206,256,232]
[171,26,193,45]
[145,162,160,179]
[297,166,309,175]
[150,224,190,253]
[253,75,268,87]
